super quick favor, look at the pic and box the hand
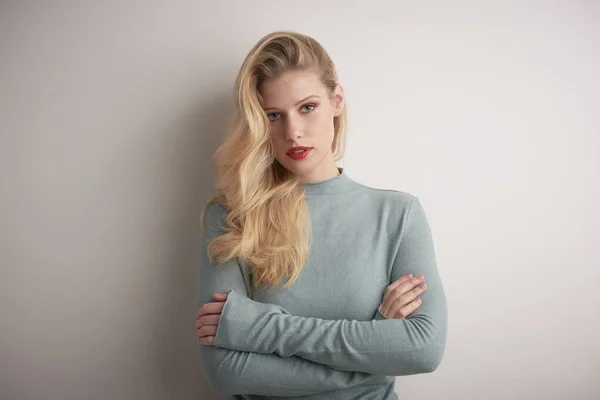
[378,274,427,319]
[196,293,228,345]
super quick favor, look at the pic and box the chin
[279,159,313,177]
[276,150,323,177]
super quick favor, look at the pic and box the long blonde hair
[200,31,348,294]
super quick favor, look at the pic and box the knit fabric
[196,167,447,399]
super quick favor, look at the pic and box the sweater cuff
[212,289,280,352]
[374,306,388,320]
[213,289,246,349]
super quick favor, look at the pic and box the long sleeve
[213,197,448,376]
[196,201,378,396]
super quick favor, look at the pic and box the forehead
[259,70,325,106]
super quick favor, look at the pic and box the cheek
[313,110,335,135]
[268,130,286,152]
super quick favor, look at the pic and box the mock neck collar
[302,167,356,195]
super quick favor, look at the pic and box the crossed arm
[196,198,447,394]
[196,202,377,396]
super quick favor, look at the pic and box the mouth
[286,146,313,160]
[286,146,313,155]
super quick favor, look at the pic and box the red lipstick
[286,146,312,160]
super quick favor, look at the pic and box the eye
[267,112,281,121]
[302,104,316,113]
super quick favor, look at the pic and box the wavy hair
[200,31,348,295]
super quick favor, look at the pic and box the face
[259,69,345,183]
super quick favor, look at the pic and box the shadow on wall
[153,86,234,400]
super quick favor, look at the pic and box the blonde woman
[195,31,447,399]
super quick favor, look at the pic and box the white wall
[1,1,598,399]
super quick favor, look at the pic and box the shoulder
[350,178,418,213]
[202,199,229,232]
[346,179,431,235]
[350,181,433,243]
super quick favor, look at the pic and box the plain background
[1,1,599,399]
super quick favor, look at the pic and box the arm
[196,201,377,396]
[213,197,448,376]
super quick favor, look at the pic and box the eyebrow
[263,95,320,112]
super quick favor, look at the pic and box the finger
[387,275,425,302]
[389,297,422,319]
[213,293,229,300]
[381,274,413,305]
[197,324,218,339]
[198,336,214,346]
[410,281,427,297]
[388,279,427,312]
[196,313,221,328]
[392,298,423,318]
[382,274,423,305]
[196,301,227,319]
[390,274,413,290]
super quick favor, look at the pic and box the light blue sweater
[196,167,447,399]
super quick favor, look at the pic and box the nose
[283,113,302,141]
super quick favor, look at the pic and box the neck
[302,167,356,195]
[296,161,341,184]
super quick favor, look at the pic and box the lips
[286,146,313,160]
[286,146,313,155]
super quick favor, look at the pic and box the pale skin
[196,69,428,345]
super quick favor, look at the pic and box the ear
[332,83,345,117]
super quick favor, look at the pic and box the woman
[195,31,447,399]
